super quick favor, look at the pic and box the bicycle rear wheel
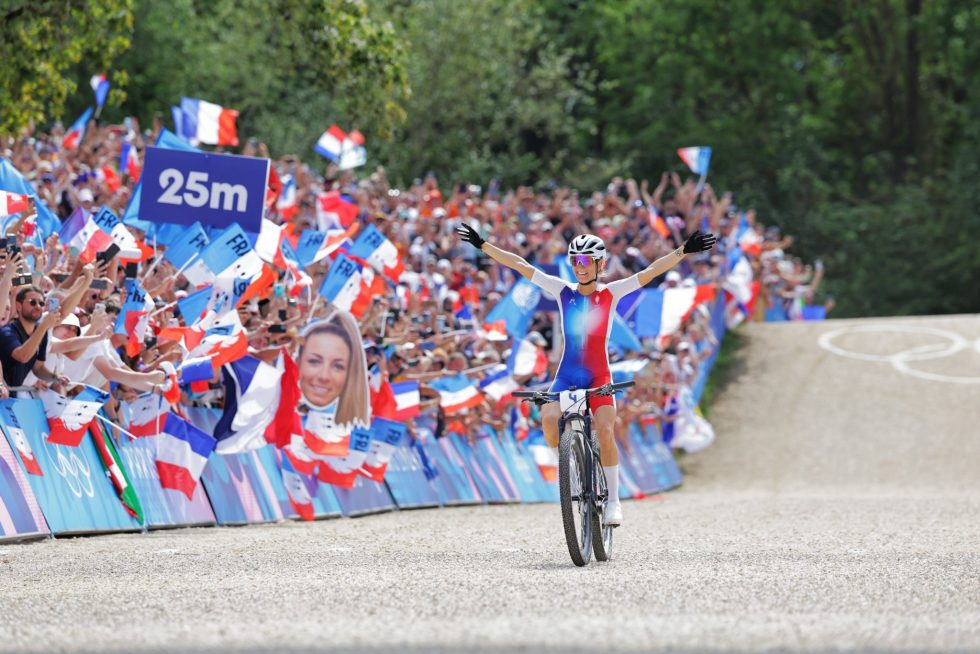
[558,423,592,566]
[590,445,614,561]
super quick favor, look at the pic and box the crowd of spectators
[0,117,831,454]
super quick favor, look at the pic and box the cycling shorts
[549,368,615,410]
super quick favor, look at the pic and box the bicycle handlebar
[513,381,634,405]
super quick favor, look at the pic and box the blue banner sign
[141,146,269,232]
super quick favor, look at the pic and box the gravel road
[2,315,978,653]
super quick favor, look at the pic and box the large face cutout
[298,330,351,409]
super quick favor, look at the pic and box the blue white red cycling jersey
[530,270,641,399]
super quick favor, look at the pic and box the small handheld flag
[90,73,110,109]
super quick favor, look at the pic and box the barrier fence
[0,299,728,544]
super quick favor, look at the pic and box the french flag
[90,73,110,108]
[180,307,250,379]
[527,431,558,483]
[255,219,311,296]
[114,280,155,357]
[507,339,549,378]
[63,107,93,150]
[122,394,170,437]
[179,97,239,147]
[314,124,366,170]
[479,364,518,403]
[119,141,141,181]
[60,207,143,263]
[164,222,213,288]
[315,425,371,488]
[677,146,712,176]
[391,381,421,422]
[156,413,217,500]
[276,173,298,219]
[349,224,405,283]
[0,191,29,217]
[360,418,406,482]
[295,223,360,267]
[95,165,121,194]
[176,286,213,326]
[430,374,483,415]
[2,403,42,475]
[302,407,351,458]
[316,191,360,229]
[634,285,716,339]
[481,320,509,342]
[40,387,110,447]
[279,453,315,521]
[368,364,398,420]
[213,355,283,454]
[318,253,377,318]
[200,223,273,307]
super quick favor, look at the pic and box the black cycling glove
[683,229,717,254]
[456,223,485,250]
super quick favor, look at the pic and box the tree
[113,0,409,157]
[373,0,597,187]
[0,0,135,135]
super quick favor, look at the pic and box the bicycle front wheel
[558,423,592,566]
[590,451,613,562]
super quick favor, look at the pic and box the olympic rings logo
[52,446,95,498]
[817,324,980,385]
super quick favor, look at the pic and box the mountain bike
[514,381,634,566]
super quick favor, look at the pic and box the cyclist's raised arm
[635,230,717,287]
[456,223,536,281]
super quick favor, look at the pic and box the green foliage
[0,0,134,135]
[114,0,408,155]
[372,0,598,187]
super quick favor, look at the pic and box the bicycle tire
[559,421,592,566]
[590,443,614,561]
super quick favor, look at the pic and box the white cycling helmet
[568,234,607,261]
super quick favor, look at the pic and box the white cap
[666,270,682,283]
[78,188,94,202]
[60,313,81,331]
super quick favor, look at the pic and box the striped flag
[360,418,406,482]
[89,422,143,522]
[280,453,315,521]
[430,374,483,415]
[121,394,170,437]
[63,107,93,149]
[349,224,405,282]
[391,381,421,421]
[0,191,29,217]
[156,414,217,500]
[479,364,518,403]
[179,97,239,146]
[634,285,716,339]
[295,224,360,266]
[314,124,366,170]
[315,424,371,488]
[0,401,42,475]
[120,141,141,181]
[40,387,110,447]
[90,73,110,108]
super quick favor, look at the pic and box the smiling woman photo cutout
[297,309,370,428]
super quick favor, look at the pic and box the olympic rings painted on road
[817,324,980,385]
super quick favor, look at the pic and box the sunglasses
[569,255,595,267]
[24,299,42,307]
